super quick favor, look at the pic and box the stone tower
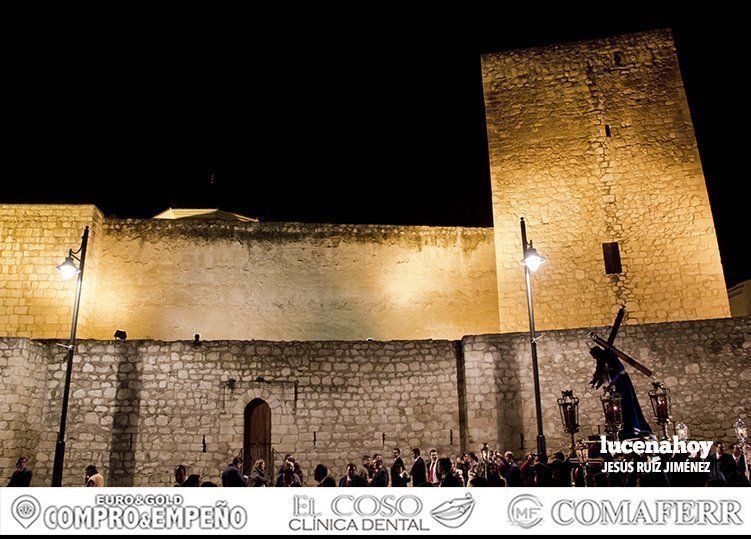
[482,29,730,332]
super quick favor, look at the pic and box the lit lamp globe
[522,245,545,272]
[56,255,80,281]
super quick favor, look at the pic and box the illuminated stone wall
[482,29,730,332]
[2,316,748,486]
[462,316,751,454]
[0,338,48,473]
[9,337,462,487]
[0,205,499,341]
[0,204,103,339]
[91,219,500,341]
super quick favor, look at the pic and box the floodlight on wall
[56,254,81,281]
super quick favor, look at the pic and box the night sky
[3,13,748,287]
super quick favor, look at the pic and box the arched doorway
[244,399,272,471]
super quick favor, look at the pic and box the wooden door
[244,399,271,470]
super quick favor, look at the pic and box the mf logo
[508,494,543,529]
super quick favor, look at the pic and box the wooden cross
[589,306,653,378]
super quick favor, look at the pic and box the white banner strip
[1,487,749,535]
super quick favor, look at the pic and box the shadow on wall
[494,344,524,452]
[107,345,142,486]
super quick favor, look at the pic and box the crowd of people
[170,441,750,488]
[7,441,750,487]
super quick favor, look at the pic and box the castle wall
[0,338,47,472]
[91,219,499,341]
[0,204,103,339]
[0,205,499,342]
[463,316,751,453]
[20,338,462,486]
[482,29,730,332]
[2,316,748,486]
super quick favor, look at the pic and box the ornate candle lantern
[600,385,623,439]
[735,417,748,446]
[479,442,490,479]
[480,442,490,462]
[674,422,689,442]
[557,389,580,457]
[648,380,671,440]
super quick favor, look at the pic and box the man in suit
[371,455,389,487]
[391,448,407,487]
[358,455,372,484]
[222,457,247,487]
[339,463,367,487]
[503,451,521,487]
[427,449,440,486]
[410,448,427,486]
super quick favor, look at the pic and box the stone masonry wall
[2,316,749,486]
[482,29,730,333]
[91,218,499,341]
[22,338,462,487]
[463,316,751,455]
[0,204,104,339]
[0,338,48,472]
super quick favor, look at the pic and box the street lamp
[56,254,80,281]
[51,226,89,487]
[520,217,547,462]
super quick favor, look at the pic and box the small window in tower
[614,51,623,66]
[603,242,622,274]
[605,124,612,138]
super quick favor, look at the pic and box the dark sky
[3,12,748,287]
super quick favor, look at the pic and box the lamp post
[520,217,547,462]
[51,226,89,487]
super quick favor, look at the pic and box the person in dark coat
[358,455,372,483]
[173,464,186,487]
[438,458,461,487]
[457,453,471,485]
[8,457,32,487]
[278,468,302,487]
[503,451,521,487]
[221,457,246,487]
[182,474,201,487]
[410,448,427,486]
[371,455,389,487]
[314,464,336,487]
[248,459,272,487]
[550,452,571,487]
[339,463,367,487]
[391,448,407,487]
